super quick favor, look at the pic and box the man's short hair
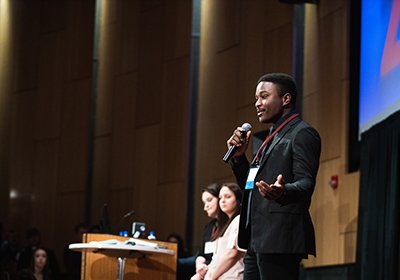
[257,73,297,107]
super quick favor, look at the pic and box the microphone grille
[241,122,252,132]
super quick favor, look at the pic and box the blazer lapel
[258,116,300,170]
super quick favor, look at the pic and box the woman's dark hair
[216,182,242,238]
[202,183,228,241]
[30,247,52,279]
[202,182,221,198]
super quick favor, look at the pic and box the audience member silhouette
[167,233,188,259]
[18,247,53,280]
[0,228,21,280]
[17,228,59,279]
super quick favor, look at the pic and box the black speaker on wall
[279,0,319,4]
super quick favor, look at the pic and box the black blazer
[231,115,321,256]
[198,219,217,264]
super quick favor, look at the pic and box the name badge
[204,241,215,254]
[245,167,259,190]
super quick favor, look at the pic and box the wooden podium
[71,233,177,280]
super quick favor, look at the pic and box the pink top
[207,215,245,279]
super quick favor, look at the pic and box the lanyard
[253,113,299,165]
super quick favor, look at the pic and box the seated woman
[18,247,53,280]
[192,182,245,280]
[179,183,223,280]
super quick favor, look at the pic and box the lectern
[69,233,177,280]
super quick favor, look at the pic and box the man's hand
[226,127,252,158]
[255,174,285,200]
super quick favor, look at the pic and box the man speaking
[225,73,321,280]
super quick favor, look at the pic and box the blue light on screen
[359,0,400,135]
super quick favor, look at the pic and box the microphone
[118,210,135,235]
[121,210,135,220]
[223,123,252,163]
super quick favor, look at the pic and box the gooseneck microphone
[121,210,135,220]
[118,210,135,235]
[223,123,252,163]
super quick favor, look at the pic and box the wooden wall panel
[9,93,35,231]
[57,79,90,193]
[303,4,319,97]
[237,1,266,106]
[92,136,112,224]
[0,1,14,224]
[61,80,91,136]
[40,0,67,33]
[158,57,190,183]
[337,172,359,264]
[136,5,164,127]
[319,0,346,19]
[109,189,135,234]
[264,0,292,31]
[196,48,242,184]
[13,41,39,91]
[110,73,137,191]
[156,182,187,240]
[9,93,35,190]
[32,139,59,246]
[319,7,348,80]
[2,0,94,273]
[302,92,320,129]
[262,24,293,74]
[92,0,192,257]
[11,0,40,44]
[35,32,64,139]
[130,125,160,233]
[54,192,86,266]
[213,0,240,51]
[164,1,192,60]
[0,45,13,87]
[100,0,119,26]
[57,133,88,193]
[57,81,90,195]
[64,0,95,80]
[118,0,140,73]
[316,10,347,162]
[96,23,119,135]
[305,159,342,266]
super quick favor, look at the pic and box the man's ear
[282,93,291,107]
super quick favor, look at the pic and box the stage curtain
[356,110,400,279]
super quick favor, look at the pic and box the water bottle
[147,231,156,240]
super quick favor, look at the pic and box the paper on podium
[69,238,174,258]
[126,238,167,249]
